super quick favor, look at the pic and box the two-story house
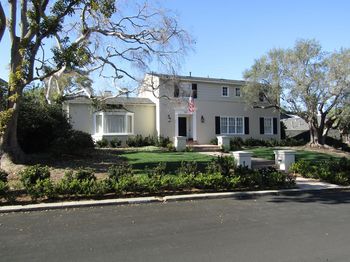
[64,73,280,145]
[138,73,280,144]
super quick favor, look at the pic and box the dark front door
[178,117,187,137]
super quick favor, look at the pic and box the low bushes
[126,135,171,148]
[0,169,9,197]
[290,158,350,185]
[229,137,306,150]
[13,157,295,201]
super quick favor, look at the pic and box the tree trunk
[0,100,26,166]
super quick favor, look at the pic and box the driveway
[1,190,350,262]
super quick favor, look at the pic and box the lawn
[119,149,214,174]
[247,147,342,162]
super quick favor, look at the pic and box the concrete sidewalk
[295,176,342,190]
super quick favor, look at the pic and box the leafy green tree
[0,1,192,164]
[243,39,350,146]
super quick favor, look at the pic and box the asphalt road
[1,190,350,262]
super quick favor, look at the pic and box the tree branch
[0,2,6,42]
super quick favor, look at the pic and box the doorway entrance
[178,117,187,137]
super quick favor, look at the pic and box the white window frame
[235,87,241,97]
[220,116,244,135]
[93,111,134,135]
[264,117,273,135]
[222,86,229,97]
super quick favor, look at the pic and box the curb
[1,186,349,213]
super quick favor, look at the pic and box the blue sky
[1,0,350,88]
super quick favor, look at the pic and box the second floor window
[235,87,241,96]
[222,86,229,97]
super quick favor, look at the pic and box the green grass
[247,147,340,162]
[119,150,214,174]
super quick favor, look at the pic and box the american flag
[188,96,195,113]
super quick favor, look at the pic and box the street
[1,190,350,262]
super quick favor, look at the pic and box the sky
[1,0,350,90]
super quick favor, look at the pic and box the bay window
[94,112,134,135]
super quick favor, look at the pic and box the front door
[178,117,187,137]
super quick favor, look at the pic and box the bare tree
[0,0,192,165]
[243,39,350,146]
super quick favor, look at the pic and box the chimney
[189,72,192,77]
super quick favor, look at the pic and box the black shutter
[244,117,249,135]
[215,116,221,134]
[273,117,278,134]
[259,117,264,134]
[174,84,179,97]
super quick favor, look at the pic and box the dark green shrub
[167,143,176,152]
[18,89,72,154]
[0,181,9,197]
[230,137,244,151]
[19,165,55,199]
[56,169,105,196]
[206,156,236,177]
[149,162,166,178]
[156,136,171,147]
[210,137,218,145]
[0,169,8,183]
[289,160,317,178]
[109,138,122,148]
[96,138,109,148]
[108,163,133,182]
[51,130,94,155]
[194,173,225,190]
[177,161,198,176]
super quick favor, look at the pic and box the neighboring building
[64,73,280,145]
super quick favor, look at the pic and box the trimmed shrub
[177,161,198,176]
[96,138,109,148]
[51,130,94,155]
[206,156,236,177]
[108,163,133,182]
[109,138,122,148]
[0,169,8,183]
[18,89,71,154]
[194,173,226,190]
[230,137,244,151]
[19,165,55,199]
[0,181,9,197]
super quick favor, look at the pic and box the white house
[64,73,280,144]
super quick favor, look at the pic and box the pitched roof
[148,73,246,86]
[65,96,155,105]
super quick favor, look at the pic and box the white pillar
[232,151,252,168]
[217,136,230,150]
[174,136,186,151]
[274,150,295,172]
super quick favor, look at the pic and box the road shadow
[266,189,350,205]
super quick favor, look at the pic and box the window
[222,87,229,97]
[192,83,197,98]
[264,117,273,134]
[94,112,134,135]
[235,87,241,97]
[174,84,179,97]
[220,116,244,134]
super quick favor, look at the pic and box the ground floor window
[264,117,273,134]
[94,112,134,135]
[220,116,244,134]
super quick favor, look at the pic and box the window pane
[220,117,227,134]
[127,115,132,133]
[95,115,102,133]
[104,115,125,133]
[229,117,236,134]
[222,87,228,96]
[264,118,272,134]
[235,88,241,96]
[236,117,243,134]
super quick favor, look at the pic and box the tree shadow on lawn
[232,189,350,205]
[26,149,125,179]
